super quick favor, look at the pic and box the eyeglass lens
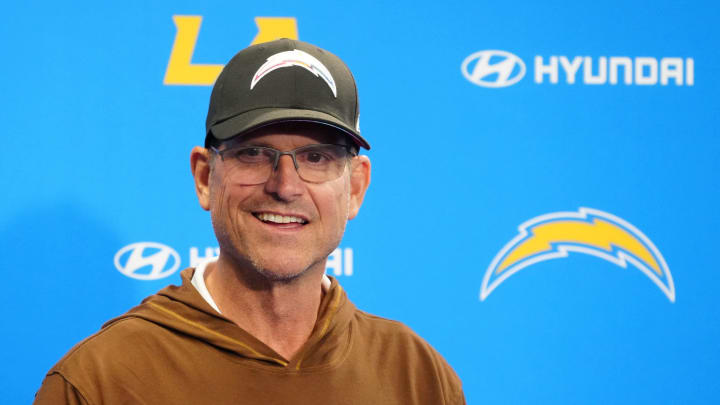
[219,144,351,184]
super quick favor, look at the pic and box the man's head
[190,39,371,282]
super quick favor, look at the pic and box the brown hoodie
[34,269,465,404]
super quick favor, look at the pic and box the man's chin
[255,267,306,283]
[219,242,330,284]
[248,256,320,283]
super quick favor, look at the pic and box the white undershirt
[191,257,333,315]
[191,258,222,314]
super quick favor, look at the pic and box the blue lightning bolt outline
[480,207,675,302]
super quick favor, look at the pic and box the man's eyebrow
[224,140,275,149]
[225,140,348,149]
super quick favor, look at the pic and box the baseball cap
[205,38,369,150]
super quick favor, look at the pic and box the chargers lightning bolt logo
[481,208,675,302]
[250,49,337,97]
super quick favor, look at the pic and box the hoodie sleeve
[34,373,89,405]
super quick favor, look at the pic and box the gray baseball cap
[205,38,369,149]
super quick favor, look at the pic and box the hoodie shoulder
[52,316,169,375]
[351,310,466,405]
[353,309,428,344]
[39,315,176,405]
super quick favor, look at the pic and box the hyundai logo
[114,242,180,280]
[461,50,526,88]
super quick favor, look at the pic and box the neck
[204,253,326,360]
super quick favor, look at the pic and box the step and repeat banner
[3,1,719,403]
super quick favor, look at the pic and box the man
[35,39,465,404]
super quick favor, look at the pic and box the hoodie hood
[103,268,356,370]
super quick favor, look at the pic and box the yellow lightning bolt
[164,16,298,86]
[496,218,662,276]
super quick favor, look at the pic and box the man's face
[196,123,370,282]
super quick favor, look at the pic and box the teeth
[256,213,307,224]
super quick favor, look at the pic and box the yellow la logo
[163,16,299,86]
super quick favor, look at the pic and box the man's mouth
[253,212,308,225]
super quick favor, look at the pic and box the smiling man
[34,39,465,404]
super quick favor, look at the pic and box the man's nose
[264,154,304,200]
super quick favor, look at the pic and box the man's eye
[306,152,328,163]
[232,147,270,163]
[299,149,337,165]
[237,148,262,157]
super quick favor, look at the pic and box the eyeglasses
[210,143,357,184]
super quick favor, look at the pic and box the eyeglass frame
[209,142,358,184]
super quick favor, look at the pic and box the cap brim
[208,108,370,150]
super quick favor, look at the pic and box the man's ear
[348,155,371,220]
[190,146,211,211]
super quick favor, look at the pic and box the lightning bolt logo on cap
[250,49,337,97]
[481,207,675,302]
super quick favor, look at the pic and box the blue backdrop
[3,1,719,403]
